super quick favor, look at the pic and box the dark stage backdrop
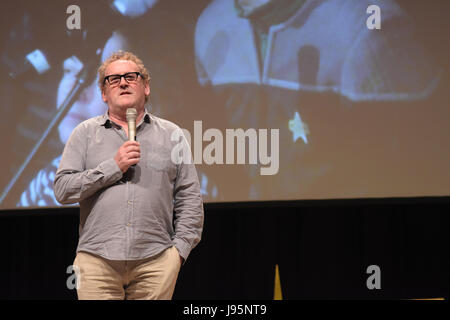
[0,198,448,300]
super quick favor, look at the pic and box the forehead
[105,59,139,75]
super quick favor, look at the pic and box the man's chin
[117,97,137,107]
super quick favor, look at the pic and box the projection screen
[1,0,449,209]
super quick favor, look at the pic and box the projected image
[194,0,443,200]
[0,0,449,209]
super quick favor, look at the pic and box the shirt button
[127,222,131,227]
[127,200,132,205]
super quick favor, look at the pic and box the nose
[119,76,129,87]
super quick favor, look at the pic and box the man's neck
[109,108,146,127]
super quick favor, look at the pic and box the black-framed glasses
[103,72,142,86]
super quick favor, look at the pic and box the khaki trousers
[73,246,181,300]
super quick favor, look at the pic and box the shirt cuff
[173,238,192,263]
[98,158,123,183]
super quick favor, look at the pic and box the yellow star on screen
[288,111,309,143]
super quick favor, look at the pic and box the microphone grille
[126,108,137,121]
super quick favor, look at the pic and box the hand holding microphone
[114,108,140,173]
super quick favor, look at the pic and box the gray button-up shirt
[54,109,203,261]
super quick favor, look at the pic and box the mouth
[120,91,132,96]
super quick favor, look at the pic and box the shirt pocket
[146,146,174,172]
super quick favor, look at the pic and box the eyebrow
[105,71,140,77]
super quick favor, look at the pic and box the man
[53,51,204,300]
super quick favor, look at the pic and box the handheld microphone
[126,108,137,141]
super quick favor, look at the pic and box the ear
[144,82,150,97]
[101,88,107,103]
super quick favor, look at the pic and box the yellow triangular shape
[274,264,283,300]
